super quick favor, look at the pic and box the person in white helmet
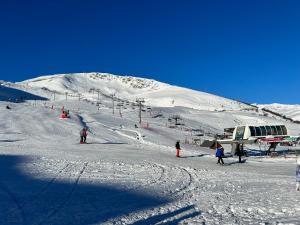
[296,157,300,191]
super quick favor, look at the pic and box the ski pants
[80,136,86,143]
[217,157,224,164]
[238,155,242,163]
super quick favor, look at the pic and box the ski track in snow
[1,152,300,225]
[0,183,26,225]
[35,162,89,225]
[4,162,71,222]
[1,80,300,224]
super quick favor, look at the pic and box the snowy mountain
[257,103,300,121]
[1,72,299,137]
[1,73,300,224]
[17,72,248,111]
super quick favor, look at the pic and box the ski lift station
[233,125,288,141]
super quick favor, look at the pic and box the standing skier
[216,145,224,165]
[175,140,181,157]
[80,127,88,144]
[296,157,300,191]
[236,144,243,163]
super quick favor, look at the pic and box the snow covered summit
[19,72,246,111]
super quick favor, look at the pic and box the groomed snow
[1,73,300,224]
[17,73,249,111]
[258,103,300,122]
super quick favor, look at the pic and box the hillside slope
[18,73,248,111]
[258,103,300,122]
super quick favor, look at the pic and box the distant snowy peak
[257,103,300,121]
[18,72,248,111]
[21,73,163,91]
[89,73,162,90]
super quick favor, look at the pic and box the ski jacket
[175,142,180,149]
[296,165,300,182]
[80,129,87,137]
[215,147,224,157]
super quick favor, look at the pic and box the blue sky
[0,0,300,104]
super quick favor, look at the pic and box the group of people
[60,106,70,118]
[61,110,70,118]
[79,128,300,191]
[174,141,226,163]
[215,143,246,165]
[174,141,243,165]
[175,141,300,191]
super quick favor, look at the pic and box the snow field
[1,73,300,224]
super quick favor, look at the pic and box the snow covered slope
[2,72,299,136]
[0,72,298,136]
[1,99,300,224]
[18,73,247,111]
[258,103,300,121]
[1,73,300,224]
[0,84,48,102]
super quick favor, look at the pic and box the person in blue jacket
[296,157,300,191]
[216,145,224,165]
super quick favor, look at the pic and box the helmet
[297,157,300,165]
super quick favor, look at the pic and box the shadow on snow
[0,139,24,143]
[179,154,207,159]
[0,85,48,103]
[0,155,173,225]
[131,205,201,225]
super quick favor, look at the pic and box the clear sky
[0,0,300,104]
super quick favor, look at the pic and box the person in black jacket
[175,140,181,157]
[236,144,243,163]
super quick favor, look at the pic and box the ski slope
[17,73,249,111]
[1,73,300,224]
[258,103,300,122]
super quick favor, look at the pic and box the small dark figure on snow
[80,127,88,144]
[216,146,224,165]
[236,144,243,163]
[64,110,70,117]
[6,105,11,110]
[175,140,181,157]
[296,158,300,191]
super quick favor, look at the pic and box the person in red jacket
[80,127,88,144]
[175,140,181,157]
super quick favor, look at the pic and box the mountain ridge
[16,72,248,111]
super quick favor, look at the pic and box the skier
[216,145,224,165]
[80,127,88,144]
[236,144,243,163]
[296,157,300,191]
[175,140,181,157]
